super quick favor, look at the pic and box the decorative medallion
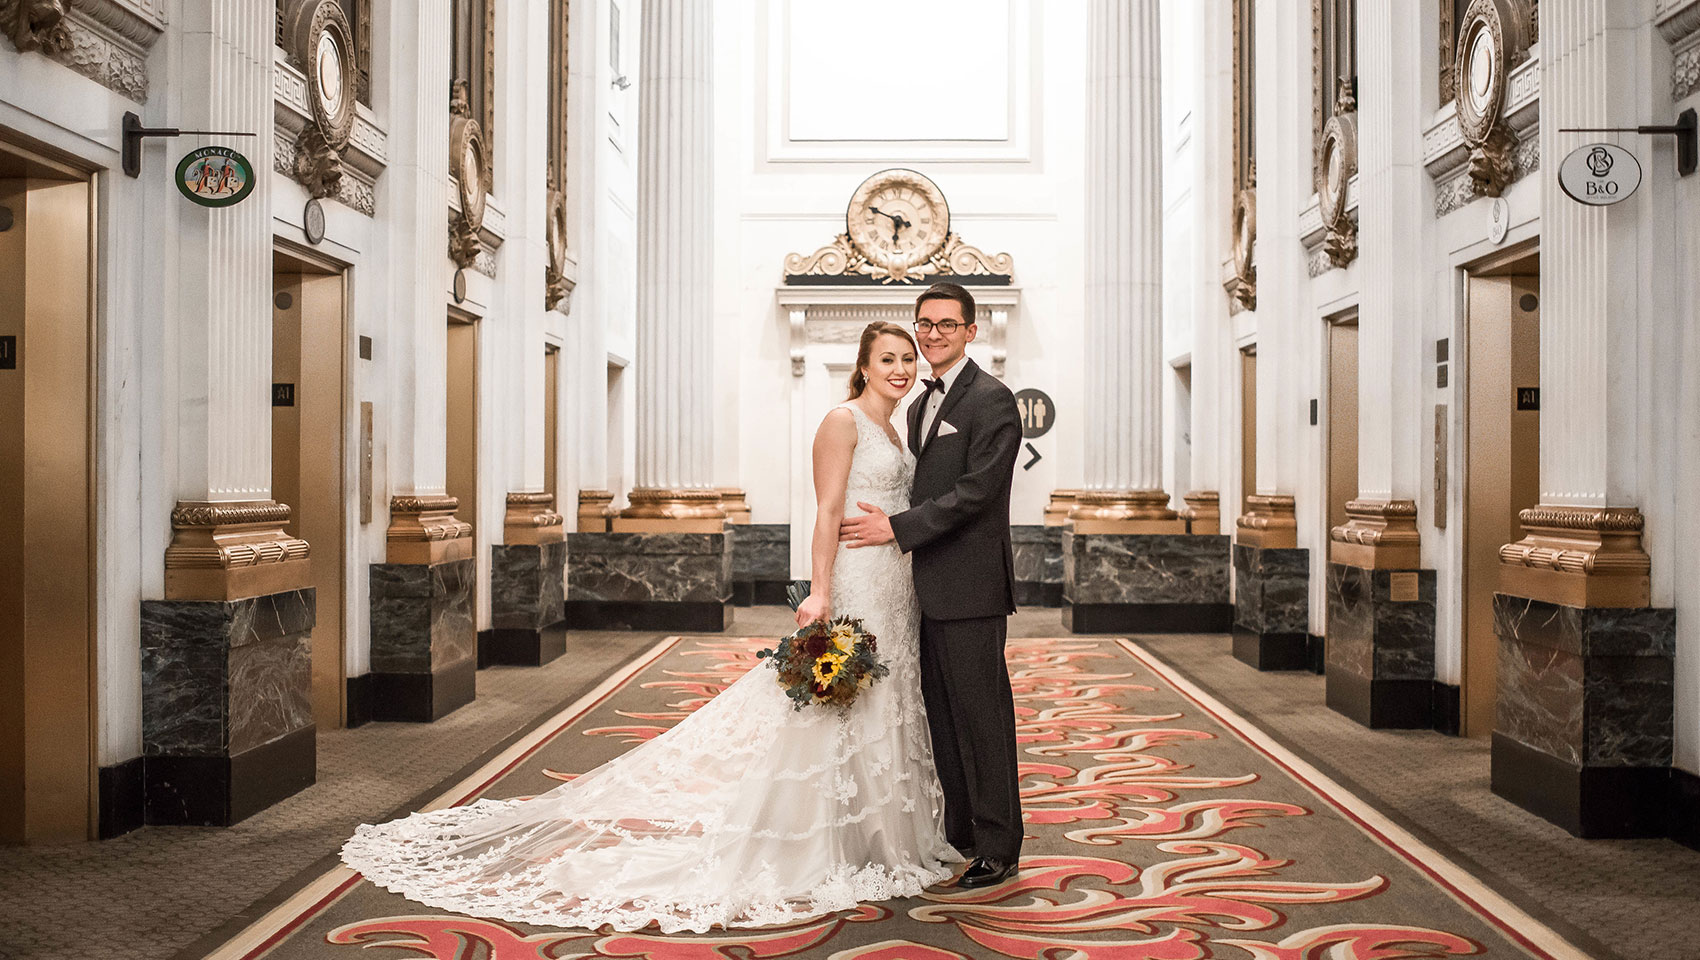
[1558,142,1642,206]
[846,169,950,282]
[1454,0,1529,198]
[2,0,70,54]
[783,169,1012,285]
[303,197,326,244]
[175,146,256,208]
[1317,87,1358,268]
[448,80,489,270]
[282,0,358,200]
[544,181,572,311]
[1226,180,1258,310]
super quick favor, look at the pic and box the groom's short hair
[915,281,976,326]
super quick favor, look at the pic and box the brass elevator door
[1326,319,1360,541]
[1240,348,1258,513]
[0,153,94,841]
[447,316,479,531]
[1464,270,1541,738]
[273,254,348,730]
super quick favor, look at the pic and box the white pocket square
[935,421,959,437]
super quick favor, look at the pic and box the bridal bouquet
[757,583,889,710]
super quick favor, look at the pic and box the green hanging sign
[175,146,256,208]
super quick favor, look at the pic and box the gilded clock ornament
[783,169,1012,285]
[448,80,489,270]
[1454,0,1531,198]
[1317,84,1358,268]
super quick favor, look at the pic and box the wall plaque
[1516,387,1539,411]
[273,383,297,407]
[1558,143,1641,206]
[0,335,15,369]
[175,146,256,208]
[1014,388,1055,439]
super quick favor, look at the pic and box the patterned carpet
[206,637,1591,960]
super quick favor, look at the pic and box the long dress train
[340,402,959,933]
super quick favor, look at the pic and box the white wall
[714,0,1088,529]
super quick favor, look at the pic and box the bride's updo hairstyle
[846,321,918,400]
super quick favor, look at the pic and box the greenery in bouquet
[757,615,889,711]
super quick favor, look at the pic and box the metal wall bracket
[121,111,256,179]
[1559,107,1698,177]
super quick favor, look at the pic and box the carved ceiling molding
[1657,0,1700,100]
[783,231,1013,285]
[3,0,162,102]
[1300,175,1359,279]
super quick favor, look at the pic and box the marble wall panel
[369,564,433,672]
[1012,525,1063,586]
[730,524,791,582]
[1325,563,1374,682]
[1063,533,1230,605]
[1233,545,1309,634]
[491,542,568,630]
[141,589,317,757]
[431,559,478,669]
[568,532,732,604]
[1493,594,1675,768]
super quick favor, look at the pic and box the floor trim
[197,635,681,960]
[1119,639,1594,960]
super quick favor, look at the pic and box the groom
[840,281,1023,889]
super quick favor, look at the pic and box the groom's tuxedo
[890,357,1023,864]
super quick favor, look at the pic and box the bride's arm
[796,408,856,627]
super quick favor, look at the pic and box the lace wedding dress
[341,402,960,933]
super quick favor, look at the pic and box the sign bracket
[1558,107,1697,177]
[121,111,256,179]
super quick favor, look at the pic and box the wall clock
[845,169,950,283]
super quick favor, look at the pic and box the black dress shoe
[956,856,1018,889]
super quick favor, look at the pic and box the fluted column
[1182,0,1231,537]
[163,1,308,600]
[617,0,724,530]
[1330,0,1425,569]
[1497,0,1651,609]
[1070,0,1179,533]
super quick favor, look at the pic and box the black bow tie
[921,377,945,397]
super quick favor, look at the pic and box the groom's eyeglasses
[914,320,966,334]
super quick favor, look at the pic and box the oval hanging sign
[175,146,256,208]
[1558,142,1641,206]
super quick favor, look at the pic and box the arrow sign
[1022,442,1042,471]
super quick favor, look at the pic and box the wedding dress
[340,402,960,933]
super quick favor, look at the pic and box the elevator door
[272,253,348,729]
[1326,318,1360,540]
[1240,347,1258,514]
[447,315,480,530]
[0,150,93,841]
[1464,272,1540,738]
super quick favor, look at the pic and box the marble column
[1490,1,1668,836]
[1324,0,1437,724]
[147,1,315,824]
[1063,0,1228,634]
[359,0,477,723]
[572,0,730,630]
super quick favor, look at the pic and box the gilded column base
[576,489,613,532]
[1066,490,1186,535]
[1044,489,1081,527]
[1234,494,1296,548]
[502,492,564,545]
[718,487,752,525]
[1180,490,1221,535]
[385,495,474,565]
[1329,498,1421,569]
[612,488,728,533]
[1497,506,1651,608]
[163,501,311,602]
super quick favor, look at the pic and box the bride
[341,320,963,933]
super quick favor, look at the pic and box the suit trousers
[918,613,1022,862]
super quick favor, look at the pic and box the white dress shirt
[919,359,967,448]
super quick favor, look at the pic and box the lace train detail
[339,402,957,933]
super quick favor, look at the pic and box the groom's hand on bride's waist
[840,503,894,548]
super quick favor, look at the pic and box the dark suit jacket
[890,358,1021,621]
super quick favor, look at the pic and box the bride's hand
[795,592,830,628]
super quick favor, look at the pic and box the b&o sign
[1558,142,1641,206]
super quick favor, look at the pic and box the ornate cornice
[1425,52,1540,217]
[164,499,311,601]
[4,0,162,102]
[1657,0,1700,100]
[274,50,385,216]
[1329,498,1422,569]
[1499,505,1651,607]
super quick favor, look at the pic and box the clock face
[846,170,950,275]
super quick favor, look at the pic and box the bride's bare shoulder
[816,406,857,444]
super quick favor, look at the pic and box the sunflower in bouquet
[757,614,889,711]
